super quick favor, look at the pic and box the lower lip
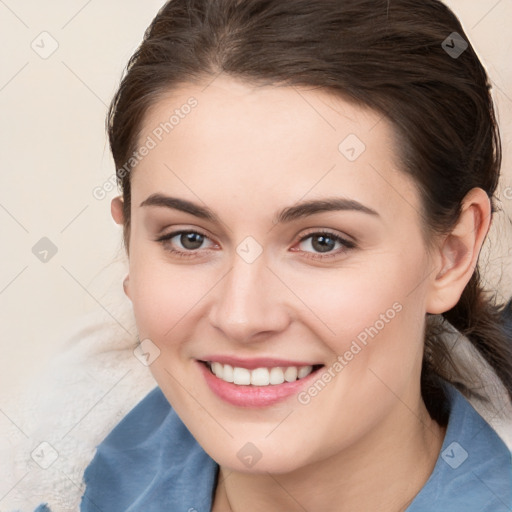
[197,361,322,408]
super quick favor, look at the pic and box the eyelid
[155,228,217,248]
[295,227,356,246]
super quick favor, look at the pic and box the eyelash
[154,229,356,261]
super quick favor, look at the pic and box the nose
[207,251,291,344]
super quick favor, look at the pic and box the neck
[213,397,447,512]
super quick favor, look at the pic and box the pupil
[181,232,203,250]
[312,235,335,253]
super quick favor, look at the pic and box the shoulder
[91,385,172,449]
[79,386,218,512]
[408,381,512,511]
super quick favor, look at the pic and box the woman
[36,0,512,510]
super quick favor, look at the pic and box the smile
[197,359,324,408]
[206,361,318,386]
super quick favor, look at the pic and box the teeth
[233,367,251,385]
[284,366,298,382]
[298,366,313,379]
[211,362,223,378]
[223,364,234,383]
[251,367,270,386]
[208,362,315,386]
[269,367,285,385]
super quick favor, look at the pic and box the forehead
[132,75,421,225]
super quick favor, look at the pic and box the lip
[196,360,323,408]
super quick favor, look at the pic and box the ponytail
[422,269,512,424]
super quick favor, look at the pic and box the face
[116,75,438,473]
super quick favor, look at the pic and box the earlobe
[425,188,491,314]
[123,274,131,300]
[111,196,125,225]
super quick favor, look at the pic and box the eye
[155,229,216,258]
[294,230,356,259]
[155,228,356,260]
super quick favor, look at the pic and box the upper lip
[198,356,323,370]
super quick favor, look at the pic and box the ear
[111,196,125,225]
[425,187,491,314]
[112,196,131,299]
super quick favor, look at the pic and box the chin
[199,434,317,476]
[220,454,307,475]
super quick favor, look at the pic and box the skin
[111,74,491,512]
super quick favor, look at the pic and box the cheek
[284,263,405,340]
[285,254,427,375]
[128,253,208,341]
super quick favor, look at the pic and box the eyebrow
[139,193,379,224]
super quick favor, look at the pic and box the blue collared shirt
[35,380,512,511]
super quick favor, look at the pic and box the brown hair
[107,0,512,424]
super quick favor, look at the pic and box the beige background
[0,0,511,404]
